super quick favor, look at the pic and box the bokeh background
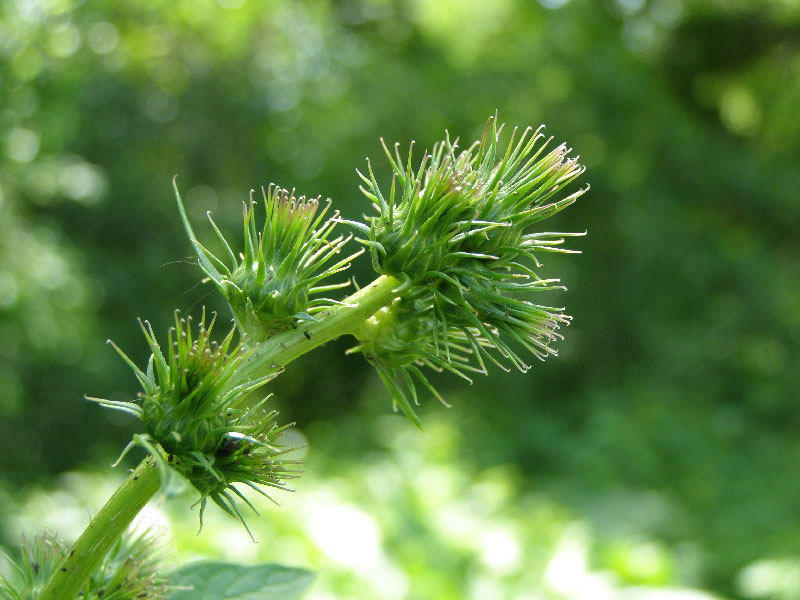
[1,0,799,598]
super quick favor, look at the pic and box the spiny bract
[89,312,301,538]
[344,116,588,425]
[175,181,362,342]
[0,528,169,600]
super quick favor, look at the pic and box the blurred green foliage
[1,0,798,598]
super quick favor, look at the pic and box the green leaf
[168,561,314,600]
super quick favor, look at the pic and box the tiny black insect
[304,330,312,340]
[216,436,241,457]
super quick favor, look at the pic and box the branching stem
[232,274,401,386]
[38,274,401,599]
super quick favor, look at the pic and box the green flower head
[0,532,66,600]
[351,115,587,284]
[346,116,588,424]
[347,295,489,429]
[0,528,169,600]
[174,179,362,342]
[90,312,301,537]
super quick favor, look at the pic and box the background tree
[1,1,798,598]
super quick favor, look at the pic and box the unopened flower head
[0,532,65,600]
[0,528,169,600]
[175,180,362,341]
[89,311,301,537]
[346,116,588,420]
[348,295,490,428]
[84,526,170,600]
[351,116,587,284]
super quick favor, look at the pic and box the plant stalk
[37,456,161,600]
[231,274,401,386]
[38,273,401,599]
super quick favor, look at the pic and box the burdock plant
[1,116,588,600]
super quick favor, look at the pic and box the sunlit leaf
[168,561,314,600]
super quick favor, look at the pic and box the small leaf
[168,561,314,600]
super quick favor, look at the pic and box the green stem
[231,273,401,386]
[38,273,401,599]
[37,456,161,600]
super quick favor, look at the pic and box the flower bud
[356,116,587,286]
[348,296,487,429]
[347,116,588,419]
[0,528,169,600]
[89,311,301,536]
[175,180,362,342]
